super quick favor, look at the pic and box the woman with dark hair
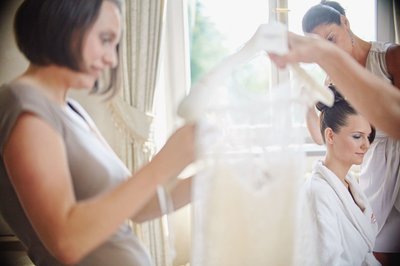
[303,85,380,266]
[0,1,195,265]
[301,2,400,264]
[268,14,400,263]
[302,0,399,145]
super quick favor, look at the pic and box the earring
[349,33,355,47]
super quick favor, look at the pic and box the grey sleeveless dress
[0,83,152,265]
[360,41,400,252]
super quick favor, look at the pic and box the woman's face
[311,16,353,55]
[79,1,122,88]
[328,114,372,166]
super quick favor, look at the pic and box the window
[186,0,377,174]
[189,0,271,91]
[190,0,376,89]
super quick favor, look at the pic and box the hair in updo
[316,85,375,143]
[302,1,345,33]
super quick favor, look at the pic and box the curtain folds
[108,0,169,265]
[393,0,400,43]
[377,0,400,43]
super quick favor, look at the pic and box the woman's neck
[351,35,372,67]
[15,64,72,106]
[323,153,351,189]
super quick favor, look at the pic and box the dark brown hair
[14,0,122,96]
[302,1,345,33]
[316,85,375,143]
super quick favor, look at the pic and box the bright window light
[198,0,269,51]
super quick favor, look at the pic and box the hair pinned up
[316,85,345,112]
[302,1,345,33]
[316,85,375,144]
[320,1,346,15]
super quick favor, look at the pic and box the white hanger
[178,22,334,122]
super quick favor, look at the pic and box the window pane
[189,0,270,92]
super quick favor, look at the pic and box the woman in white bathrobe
[303,86,380,266]
[300,3,400,264]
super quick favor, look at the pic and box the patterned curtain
[107,0,170,265]
[394,0,400,43]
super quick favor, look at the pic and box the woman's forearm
[318,46,400,138]
[132,177,192,223]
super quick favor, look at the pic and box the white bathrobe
[302,161,381,266]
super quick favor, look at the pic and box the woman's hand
[152,124,196,184]
[268,32,329,68]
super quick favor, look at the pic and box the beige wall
[0,0,25,236]
[0,0,27,84]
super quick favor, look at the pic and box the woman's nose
[104,48,118,68]
[361,136,370,150]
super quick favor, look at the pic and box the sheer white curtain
[155,0,192,140]
[154,0,192,265]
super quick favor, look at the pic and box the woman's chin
[353,159,364,165]
[74,76,97,90]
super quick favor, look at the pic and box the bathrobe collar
[312,160,378,251]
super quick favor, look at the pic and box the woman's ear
[324,128,335,145]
